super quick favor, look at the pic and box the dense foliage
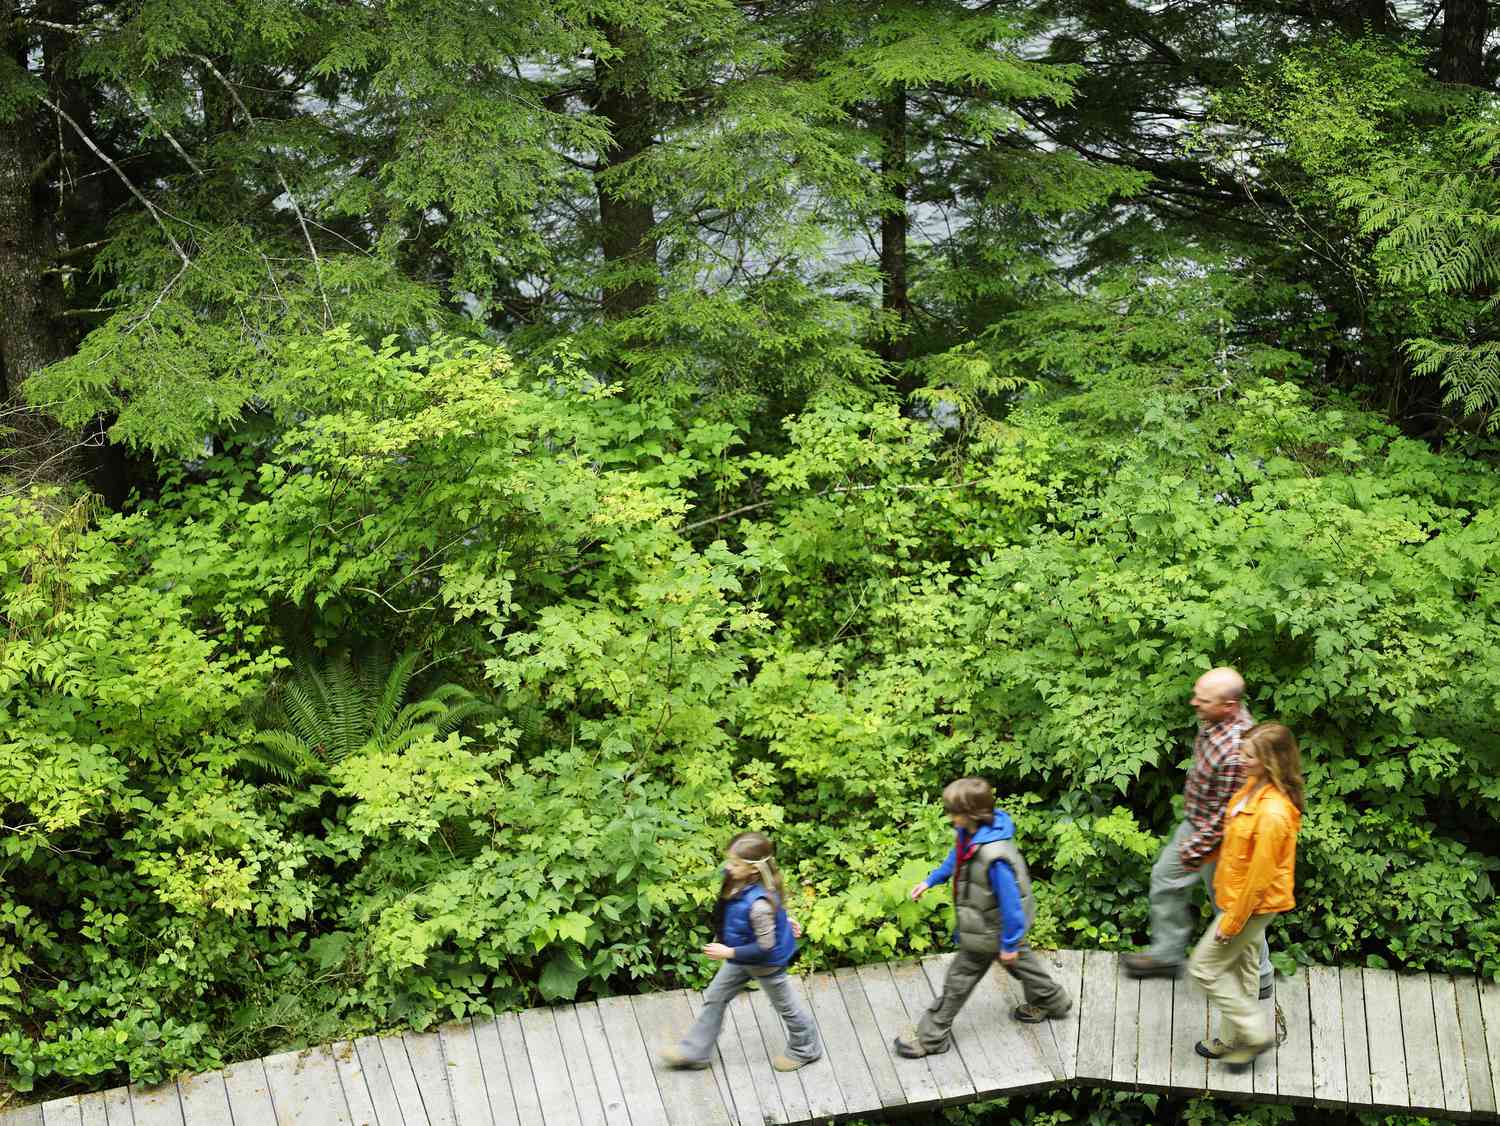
[2,1,1497,1122]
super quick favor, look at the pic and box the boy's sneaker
[658,1047,710,1070]
[1014,1001,1074,1025]
[893,1033,950,1058]
[770,1053,819,1071]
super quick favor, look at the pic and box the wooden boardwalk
[5,951,1497,1124]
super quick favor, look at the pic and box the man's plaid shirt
[1180,705,1254,868]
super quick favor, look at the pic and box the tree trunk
[1335,0,1390,36]
[591,23,658,320]
[0,3,73,481]
[879,84,910,365]
[1437,0,1488,86]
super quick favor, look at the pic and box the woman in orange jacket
[1189,722,1304,1065]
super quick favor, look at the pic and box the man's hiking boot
[770,1053,819,1071]
[1122,953,1181,979]
[893,1033,949,1058]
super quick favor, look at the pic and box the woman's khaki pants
[1188,912,1275,1050]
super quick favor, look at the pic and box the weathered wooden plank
[39,1097,80,1126]
[1276,965,1314,1104]
[856,961,942,1109]
[403,1031,456,1126]
[353,1034,410,1126]
[1136,974,1174,1091]
[574,1003,632,1126]
[1482,976,1500,1120]
[77,1094,107,1126]
[328,1041,379,1126]
[682,987,736,1125]
[472,1017,525,1126]
[806,970,880,1115]
[632,990,731,1126]
[1364,967,1408,1110]
[102,1087,133,1126]
[375,1033,430,1125]
[1456,975,1497,1117]
[126,1082,183,1126]
[1339,967,1372,1108]
[175,1072,232,1125]
[1111,961,1141,1089]
[1044,949,1084,1080]
[519,1007,583,1126]
[264,1046,353,1126]
[1398,971,1444,1112]
[594,995,668,1126]
[786,972,847,1120]
[1169,973,1209,1095]
[745,979,812,1123]
[435,1021,493,1126]
[0,1108,41,1126]
[1073,950,1118,1084]
[724,989,787,1124]
[1250,979,1278,1101]
[887,959,974,1103]
[222,1059,277,1126]
[1306,964,1347,1107]
[552,1004,609,1126]
[1430,973,1471,1118]
[832,966,906,1111]
[495,1012,547,1126]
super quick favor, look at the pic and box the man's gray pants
[678,962,821,1064]
[1148,820,1272,983]
[916,948,1068,1051]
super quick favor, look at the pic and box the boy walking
[895,777,1070,1058]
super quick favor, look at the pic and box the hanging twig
[192,54,332,327]
[123,88,207,177]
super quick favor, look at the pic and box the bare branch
[38,95,190,267]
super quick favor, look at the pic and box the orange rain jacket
[1212,780,1302,937]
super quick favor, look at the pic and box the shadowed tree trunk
[879,83,910,365]
[0,1,74,481]
[591,23,658,320]
[1437,0,1488,86]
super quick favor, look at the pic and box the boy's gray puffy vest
[954,839,1036,954]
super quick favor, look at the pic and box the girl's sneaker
[659,1047,710,1070]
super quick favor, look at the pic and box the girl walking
[660,831,822,1071]
[1190,722,1305,1065]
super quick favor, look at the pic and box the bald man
[1124,667,1273,997]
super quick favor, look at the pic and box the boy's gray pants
[1148,819,1272,983]
[678,962,822,1064]
[916,948,1068,1051]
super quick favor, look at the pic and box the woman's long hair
[1242,723,1306,812]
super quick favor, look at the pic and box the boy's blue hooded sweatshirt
[924,810,1027,954]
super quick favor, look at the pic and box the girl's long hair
[1242,723,1306,812]
[718,830,786,905]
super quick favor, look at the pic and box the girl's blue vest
[719,884,798,967]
